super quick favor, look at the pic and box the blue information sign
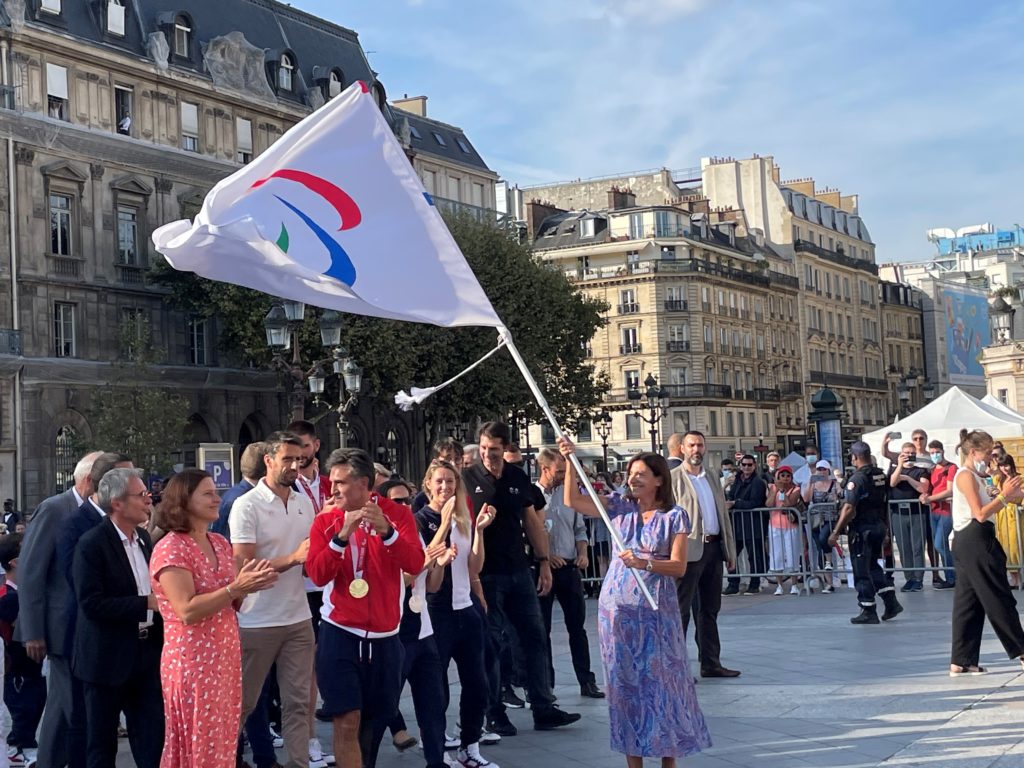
[204,460,232,490]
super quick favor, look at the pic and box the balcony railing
[116,263,146,285]
[0,329,21,355]
[754,387,781,402]
[664,299,688,311]
[780,381,802,397]
[666,340,690,352]
[663,384,733,399]
[50,255,82,278]
[794,239,878,275]
[808,371,889,391]
[620,343,642,355]
[618,302,639,314]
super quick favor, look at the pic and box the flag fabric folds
[152,81,502,329]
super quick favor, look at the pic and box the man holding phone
[887,442,930,592]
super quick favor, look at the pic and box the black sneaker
[934,580,955,590]
[722,584,740,595]
[533,707,582,730]
[487,713,518,737]
[501,686,525,709]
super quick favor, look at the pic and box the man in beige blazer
[671,430,741,678]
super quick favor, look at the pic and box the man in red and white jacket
[307,448,424,768]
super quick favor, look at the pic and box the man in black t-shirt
[463,422,580,736]
[887,442,931,592]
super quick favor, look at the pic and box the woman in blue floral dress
[559,438,711,767]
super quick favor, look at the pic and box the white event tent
[981,393,1024,423]
[862,387,1024,466]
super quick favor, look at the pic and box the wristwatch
[645,560,654,572]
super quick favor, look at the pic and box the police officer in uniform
[828,442,904,625]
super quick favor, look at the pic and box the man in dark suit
[3,498,20,530]
[73,467,163,768]
[16,449,101,768]
[210,441,267,540]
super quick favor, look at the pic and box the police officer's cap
[849,441,871,459]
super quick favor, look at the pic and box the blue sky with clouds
[295,0,1023,263]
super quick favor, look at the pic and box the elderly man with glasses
[723,455,769,595]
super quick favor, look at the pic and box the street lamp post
[628,374,670,453]
[263,302,362,441]
[594,408,613,472]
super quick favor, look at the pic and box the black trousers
[389,636,446,768]
[951,520,1024,666]
[431,604,488,748]
[5,673,46,749]
[676,539,724,671]
[538,564,595,687]
[82,638,164,768]
[481,569,556,719]
[849,520,891,606]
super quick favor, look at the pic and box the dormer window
[431,131,447,147]
[278,54,294,91]
[106,0,125,35]
[41,0,61,13]
[328,70,343,98]
[455,137,471,154]
[173,15,191,57]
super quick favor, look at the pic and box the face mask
[930,452,943,463]
[974,459,989,473]
[805,454,818,464]
[722,470,732,478]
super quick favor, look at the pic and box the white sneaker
[270,726,283,749]
[822,584,834,594]
[479,728,501,745]
[790,585,800,595]
[310,738,335,766]
[454,744,498,768]
[445,732,461,749]
[774,586,784,595]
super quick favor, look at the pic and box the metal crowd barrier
[575,496,1024,595]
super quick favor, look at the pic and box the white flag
[152,82,502,328]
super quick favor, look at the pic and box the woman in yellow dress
[993,453,1023,587]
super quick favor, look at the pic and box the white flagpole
[497,327,658,611]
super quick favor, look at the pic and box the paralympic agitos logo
[248,169,361,287]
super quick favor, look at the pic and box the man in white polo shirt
[230,431,314,768]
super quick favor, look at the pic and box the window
[421,170,436,195]
[706,366,715,384]
[576,420,592,443]
[669,367,688,385]
[180,101,199,151]
[114,85,132,135]
[673,411,690,434]
[278,54,294,91]
[709,411,718,436]
[46,63,68,121]
[117,206,138,265]
[748,413,756,436]
[54,302,76,357]
[173,15,191,57]
[619,288,636,313]
[447,176,460,201]
[431,131,447,147]
[668,324,689,343]
[188,317,208,366]
[456,137,472,154]
[703,323,712,348]
[628,213,642,239]
[409,124,422,140]
[235,117,253,164]
[580,218,595,238]
[725,412,734,436]
[624,369,639,390]
[328,70,343,98]
[999,389,1009,405]
[471,183,484,208]
[625,415,642,440]
[102,0,126,35]
[41,0,61,12]
[621,327,639,352]
[655,210,672,237]
[50,194,72,256]
[120,307,147,359]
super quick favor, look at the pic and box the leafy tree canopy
[151,213,609,437]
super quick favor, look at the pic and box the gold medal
[349,578,369,599]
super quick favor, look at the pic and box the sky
[295,0,1024,264]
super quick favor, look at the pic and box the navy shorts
[316,622,404,719]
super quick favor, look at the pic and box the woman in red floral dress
[150,469,277,768]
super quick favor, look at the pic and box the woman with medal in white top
[949,429,1024,676]
[378,478,458,768]
[414,460,497,768]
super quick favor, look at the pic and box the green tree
[85,317,191,475]
[151,212,609,437]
